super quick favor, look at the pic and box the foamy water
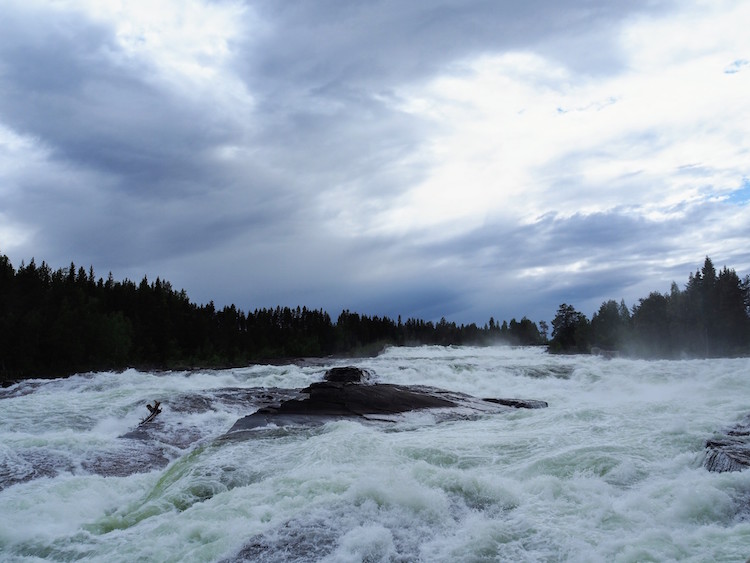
[1,346,750,562]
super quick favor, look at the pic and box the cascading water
[1,346,749,562]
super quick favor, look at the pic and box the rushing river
[1,346,750,562]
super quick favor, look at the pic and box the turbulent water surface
[2,346,750,562]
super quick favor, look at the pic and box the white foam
[2,347,750,561]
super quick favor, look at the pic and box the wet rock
[705,415,750,472]
[0,449,73,491]
[228,381,458,431]
[81,447,170,477]
[482,397,549,409]
[116,367,548,442]
[228,371,548,432]
[323,366,373,383]
[289,381,457,415]
[222,517,339,563]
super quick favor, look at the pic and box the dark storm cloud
[1,0,746,326]
[419,209,665,274]
[246,0,670,88]
[232,0,674,189]
[0,12,236,192]
[405,201,748,322]
[0,4,278,271]
[232,0,676,203]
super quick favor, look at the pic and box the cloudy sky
[2,0,749,325]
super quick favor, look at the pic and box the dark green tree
[630,292,672,358]
[550,304,590,353]
[713,266,750,354]
[590,299,630,350]
[538,320,549,343]
[508,317,543,345]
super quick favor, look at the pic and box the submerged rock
[705,414,750,472]
[222,517,340,563]
[482,397,550,409]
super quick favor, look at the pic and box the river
[1,346,749,562]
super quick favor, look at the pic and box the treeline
[0,254,544,381]
[4,253,743,381]
[549,257,750,358]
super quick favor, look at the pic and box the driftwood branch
[140,400,162,425]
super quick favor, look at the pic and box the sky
[1,0,750,326]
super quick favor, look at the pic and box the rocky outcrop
[705,414,750,472]
[117,365,547,445]
[323,366,373,383]
[482,397,550,409]
[227,366,547,433]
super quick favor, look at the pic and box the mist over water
[2,346,750,562]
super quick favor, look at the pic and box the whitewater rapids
[1,346,749,562]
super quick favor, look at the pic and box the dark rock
[228,372,548,433]
[228,381,458,431]
[323,366,372,383]
[115,368,548,442]
[482,397,549,409]
[221,517,339,563]
[705,414,750,472]
[81,447,170,477]
[287,381,456,415]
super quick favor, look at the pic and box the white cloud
[0,126,45,252]
[70,0,256,112]
[0,211,32,252]
[374,0,750,239]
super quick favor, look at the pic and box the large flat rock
[228,366,547,432]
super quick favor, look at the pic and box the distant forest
[1,253,749,381]
[0,253,544,381]
[550,257,750,359]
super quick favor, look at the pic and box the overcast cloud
[1,0,749,324]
